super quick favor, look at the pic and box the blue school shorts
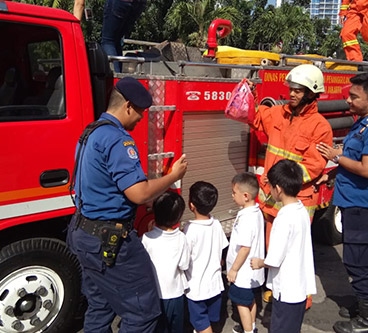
[187,294,222,331]
[228,283,255,306]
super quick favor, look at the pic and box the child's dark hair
[232,172,259,199]
[189,181,218,216]
[153,191,185,228]
[267,159,303,197]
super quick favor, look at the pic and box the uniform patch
[127,147,138,159]
[123,140,135,146]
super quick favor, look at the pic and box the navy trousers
[101,0,146,72]
[270,297,306,333]
[67,214,161,333]
[342,207,368,300]
[156,295,185,333]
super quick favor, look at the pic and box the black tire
[0,238,84,333]
[312,203,343,246]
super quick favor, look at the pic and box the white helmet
[285,64,325,94]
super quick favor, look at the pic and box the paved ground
[77,241,355,332]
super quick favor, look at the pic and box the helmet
[285,64,325,93]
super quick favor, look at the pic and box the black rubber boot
[339,302,359,319]
[334,299,368,333]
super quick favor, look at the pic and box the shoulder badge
[127,147,138,159]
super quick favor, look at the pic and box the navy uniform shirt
[334,115,368,208]
[74,112,146,220]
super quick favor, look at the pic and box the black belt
[79,215,134,238]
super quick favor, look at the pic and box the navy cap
[115,77,153,109]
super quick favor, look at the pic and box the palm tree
[165,0,240,48]
[247,3,315,54]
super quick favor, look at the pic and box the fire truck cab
[0,2,363,331]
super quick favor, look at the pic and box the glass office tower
[310,0,340,26]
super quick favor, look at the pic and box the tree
[318,25,344,58]
[222,0,264,49]
[130,0,175,43]
[293,0,310,9]
[247,3,315,54]
[164,0,240,47]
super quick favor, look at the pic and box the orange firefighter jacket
[339,0,368,61]
[339,0,368,17]
[251,101,333,219]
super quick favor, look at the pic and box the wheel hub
[14,294,42,320]
[0,266,64,332]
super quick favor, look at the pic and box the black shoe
[333,316,368,333]
[232,324,243,333]
[232,324,258,333]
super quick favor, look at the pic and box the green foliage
[222,0,255,49]
[247,3,315,54]
[318,25,344,58]
[130,0,174,42]
[79,0,105,42]
[293,0,310,9]
[358,35,368,60]
[13,0,368,61]
[164,0,241,47]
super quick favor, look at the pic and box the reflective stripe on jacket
[251,101,333,218]
[339,0,368,17]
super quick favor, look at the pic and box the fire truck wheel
[0,238,83,333]
[312,203,343,246]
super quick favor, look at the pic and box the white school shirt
[141,226,190,299]
[184,216,229,301]
[226,204,265,288]
[264,201,316,303]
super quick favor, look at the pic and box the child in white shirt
[227,172,265,333]
[184,181,229,333]
[141,191,190,333]
[251,159,316,333]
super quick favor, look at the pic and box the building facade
[310,0,340,26]
[275,0,340,26]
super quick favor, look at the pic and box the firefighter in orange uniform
[249,64,333,308]
[339,0,368,61]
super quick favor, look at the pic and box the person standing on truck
[67,76,188,333]
[101,0,147,73]
[316,72,368,333]
[73,0,85,21]
[73,0,146,72]
[339,0,368,61]
[248,64,333,307]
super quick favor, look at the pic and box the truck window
[0,22,65,122]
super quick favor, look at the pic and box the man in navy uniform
[317,72,368,333]
[67,77,188,333]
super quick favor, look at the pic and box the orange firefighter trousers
[341,9,368,61]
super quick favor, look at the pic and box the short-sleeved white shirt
[226,204,265,288]
[141,226,190,299]
[264,201,316,303]
[183,216,229,301]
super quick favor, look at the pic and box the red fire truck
[0,2,362,331]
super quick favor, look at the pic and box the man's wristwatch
[332,154,342,164]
